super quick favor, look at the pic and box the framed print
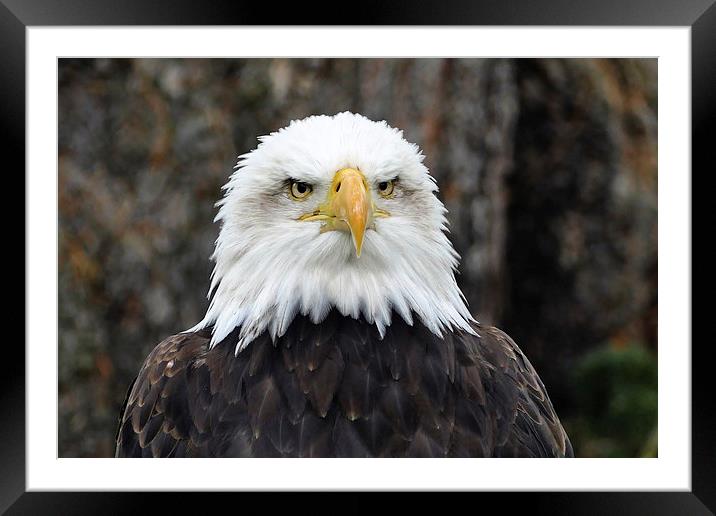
[5,0,710,512]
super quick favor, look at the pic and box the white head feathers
[190,112,475,353]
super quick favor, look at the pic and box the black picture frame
[5,0,709,513]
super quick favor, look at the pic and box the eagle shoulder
[115,329,253,457]
[452,324,573,457]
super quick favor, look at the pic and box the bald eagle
[116,112,573,458]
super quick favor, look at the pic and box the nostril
[336,182,341,192]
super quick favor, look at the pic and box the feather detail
[116,315,572,458]
[247,377,281,439]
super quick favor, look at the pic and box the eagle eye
[289,180,313,200]
[377,179,396,198]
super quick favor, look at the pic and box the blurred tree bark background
[58,58,657,458]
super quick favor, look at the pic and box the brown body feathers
[116,312,573,458]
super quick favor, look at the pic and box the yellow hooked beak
[298,168,388,257]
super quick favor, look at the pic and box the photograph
[57,57,658,459]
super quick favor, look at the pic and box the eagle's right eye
[289,180,313,200]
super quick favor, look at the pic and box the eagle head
[192,112,474,353]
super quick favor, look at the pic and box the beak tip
[353,239,363,258]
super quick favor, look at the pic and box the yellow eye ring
[377,179,395,198]
[289,180,313,200]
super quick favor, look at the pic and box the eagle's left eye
[289,180,313,200]
[377,179,395,198]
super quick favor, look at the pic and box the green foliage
[566,343,658,457]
